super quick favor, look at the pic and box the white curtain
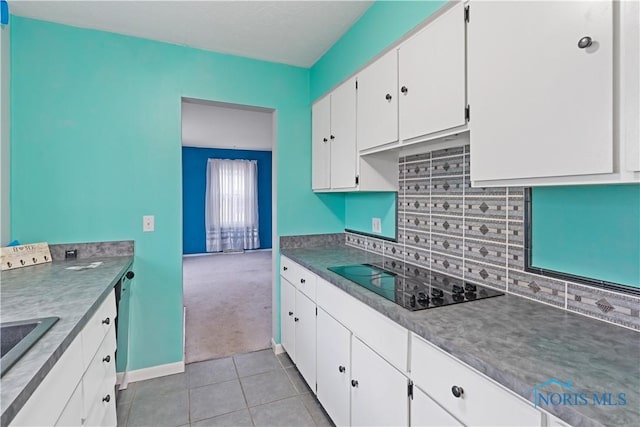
[205,159,260,252]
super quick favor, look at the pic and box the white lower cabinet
[56,383,84,427]
[351,337,408,427]
[411,333,542,426]
[280,278,297,361]
[279,258,317,390]
[284,258,547,427]
[316,308,351,427]
[316,308,408,427]
[10,290,118,427]
[294,291,317,390]
[411,386,461,427]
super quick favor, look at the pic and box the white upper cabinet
[399,2,467,142]
[311,78,358,191]
[330,78,358,190]
[357,49,399,151]
[311,95,331,191]
[469,1,615,183]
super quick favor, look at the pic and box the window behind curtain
[205,159,260,252]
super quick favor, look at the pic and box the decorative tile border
[566,283,640,330]
[509,270,566,308]
[348,143,640,331]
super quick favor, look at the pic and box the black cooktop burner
[328,262,504,311]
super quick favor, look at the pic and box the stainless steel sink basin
[1,317,59,377]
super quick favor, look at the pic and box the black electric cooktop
[328,262,504,311]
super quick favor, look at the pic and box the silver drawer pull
[102,394,111,403]
[103,355,111,363]
[451,385,464,398]
[101,317,110,325]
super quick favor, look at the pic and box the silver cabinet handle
[578,36,593,49]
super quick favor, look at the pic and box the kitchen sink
[1,317,59,377]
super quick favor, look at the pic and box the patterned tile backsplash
[346,144,640,331]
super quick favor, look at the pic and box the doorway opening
[181,98,275,363]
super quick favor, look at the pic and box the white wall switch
[143,215,155,232]
[372,217,382,234]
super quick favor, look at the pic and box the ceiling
[9,0,374,67]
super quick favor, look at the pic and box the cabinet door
[357,49,399,151]
[312,96,331,190]
[330,78,358,189]
[55,383,84,427]
[294,291,317,391]
[317,309,351,427]
[10,336,83,427]
[399,2,466,141]
[411,386,461,427]
[351,337,408,427]
[116,274,132,373]
[469,1,613,182]
[280,279,296,361]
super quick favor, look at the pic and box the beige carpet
[183,250,272,363]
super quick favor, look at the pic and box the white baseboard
[271,338,284,355]
[118,361,185,386]
[183,248,272,258]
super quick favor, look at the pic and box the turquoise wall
[345,192,396,238]
[10,16,344,369]
[310,0,446,239]
[531,185,640,287]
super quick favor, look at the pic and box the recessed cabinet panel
[411,334,542,426]
[351,337,408,427]
[412,386,462,427]
[357,49,399,151]
[294,292,317,390]
[469,1,613,182]
[399,2,466,141]
[317,309,351,427]
[280,279,296,361]
[10,336,83,427]
[330,79,358,189]
[312,96,331,190]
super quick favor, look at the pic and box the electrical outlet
[372,217,382,234]
[143,215,155,232]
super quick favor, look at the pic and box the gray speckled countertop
[281,245,640,427]
[0,256,133,426]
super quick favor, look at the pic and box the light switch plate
[372,217,382,234]
[143,215,155,232]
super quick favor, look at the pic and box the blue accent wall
[182,147,272,254]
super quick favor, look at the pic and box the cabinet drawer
[82,290,116,370]
[295,266,316,302]
[411,334,542,426]
[10,335,84,427]
[55,382,84,427]
[83,326,117,416]
[85,377,116,427]
[317,277,408,372]
[280,256,296,283]
[281,257,317,302]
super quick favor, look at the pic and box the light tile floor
[116,349,334,427]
